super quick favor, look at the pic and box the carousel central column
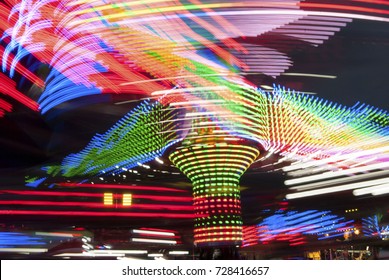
[169,135,259,248]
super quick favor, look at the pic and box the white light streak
[285,161,389,186]
[289,169,389,191]
[148,253,164,257]
[0,248,48,253]
[91,250,147,255]
[168,251,189,255]
[372,186,389,196]
[353,183,389,196]
[260,85,273,90]
[281,72,336,79]
[132,238,177,244]
[286,178,389,199]
[35,232,74,238]
[284,146,389,172]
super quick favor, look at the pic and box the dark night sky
[276,19,389,110]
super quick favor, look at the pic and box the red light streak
[0,73,39,111]
[133,195,192,202]
[290,241,306,246]
[300,2,389,16]
[352,0,389,5]
[0,99,12,117]
[139,227,178,233]
[136,233,180,239]
[0,200,105,207]
[0,210,196,218]
[0,200,193,211]
[128,204,193,211]
[0,190,104,197]
[58,182,188,192]
[0,191,193,202]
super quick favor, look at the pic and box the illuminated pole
[170,140,259,247]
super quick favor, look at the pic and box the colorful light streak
[0,72,39,111]
[3,0,386,115]
[362,215,382,238]
[0,0,388,249]
[0,232,46,247]
[242,210,354,247]
[50,99,181,177]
